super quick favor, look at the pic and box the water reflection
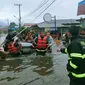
[0,77,19,81]
[30,55,53,76]
[0,52,54,83]
[0,59,23,72]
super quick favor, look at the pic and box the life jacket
[8,42,21,53]
[37,36,48,49]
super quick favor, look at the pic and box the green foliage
[18,26,26,33]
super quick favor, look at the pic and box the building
[37,19,80,35]
[24,23,36,28]
[23,23,41,32]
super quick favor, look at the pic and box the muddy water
[0,35,69,85]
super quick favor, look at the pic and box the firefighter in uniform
[60,26,85,85]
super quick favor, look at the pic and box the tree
[18,26,25,32]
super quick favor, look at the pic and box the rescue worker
[8,37,21,56]
[65,32,69,46]
[3,29,17,51]
[63,32,69,47]
[60,26,85,85]
[34,31,49,55]
[46,31,53,52]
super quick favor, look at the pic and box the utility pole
[14,4,22,29]
[6,19,9,26]
[54,16,56,32]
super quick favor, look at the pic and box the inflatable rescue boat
[20,42,33,54]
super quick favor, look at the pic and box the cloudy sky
[0,0,83,25]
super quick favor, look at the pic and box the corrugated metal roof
[37,19,80,28]
[24,23,36,27]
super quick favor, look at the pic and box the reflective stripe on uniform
[70,61,78,69]
[83,54,85,58]
[80,41,85,45]
[70,53,83,58]
[68,57,72,60]
[72,72,85,78]
[65,48,68,54]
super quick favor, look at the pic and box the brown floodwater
[0,35,69,85]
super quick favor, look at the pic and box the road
[0,35,69,85]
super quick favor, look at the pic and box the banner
[77,0,85,15]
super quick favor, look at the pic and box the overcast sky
[0,0,83,25]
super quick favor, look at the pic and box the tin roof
[37,19,80,28]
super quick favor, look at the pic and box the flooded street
[0,34,7,45]
[0,35,69,85]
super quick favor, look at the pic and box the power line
[22,0,56,21]
[30,0,47,14]
[29,0,56,23]
[15,0,48,22]
[14,0,57,38]
[22,0,49,19]
[30,0,50,15]
[22,0,62,21]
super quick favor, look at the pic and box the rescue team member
[62,32,69,47]
[3,29,17,51]
[64,32,69,47]
[46,31,53,52]
[60,26,85,85]
[8,37,21,56]
[34,31,49,55]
